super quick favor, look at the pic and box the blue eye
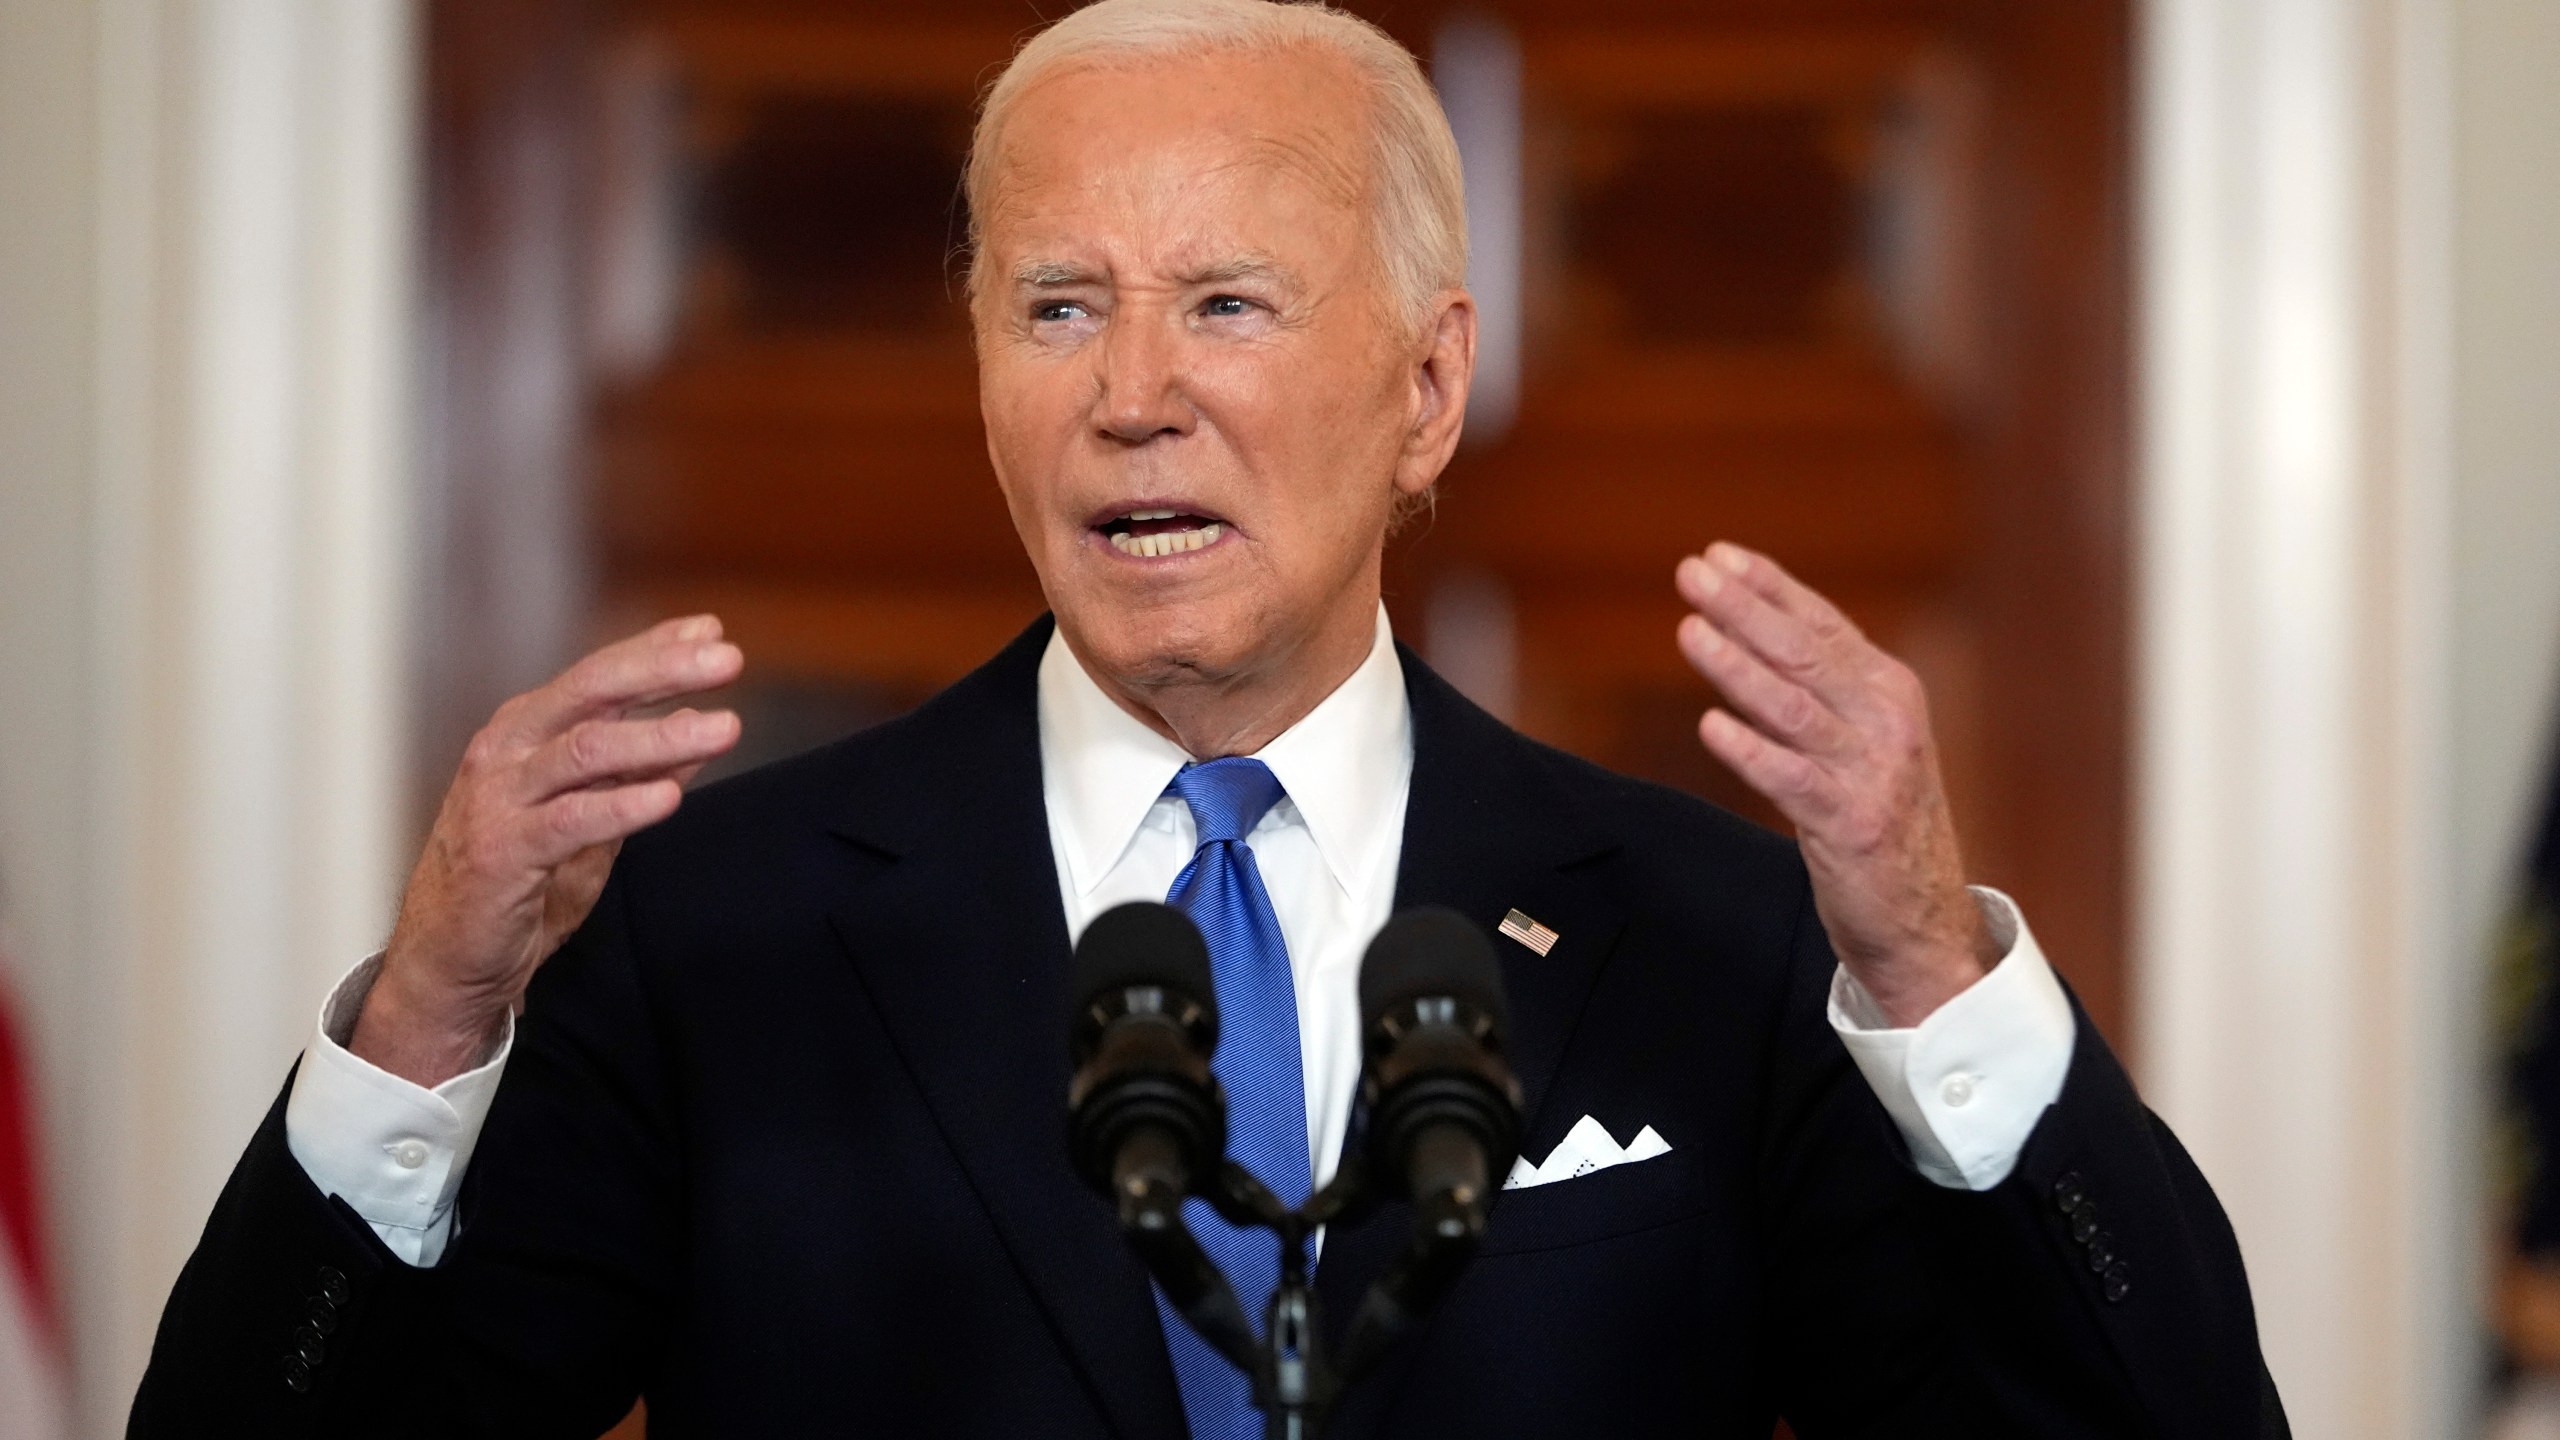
[1032,301,1086,323]
[1202,295,1251,317]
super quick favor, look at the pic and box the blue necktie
[1157,757,1312,1440]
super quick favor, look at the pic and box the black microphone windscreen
[1359,907,1508,1035]
[1073,901,1217,1025]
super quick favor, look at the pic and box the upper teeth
[1124,508,1178,522]
[1111,522,1223,557]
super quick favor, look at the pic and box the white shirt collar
[1038,606,1412,901]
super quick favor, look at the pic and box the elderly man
[134,1,2280,1435]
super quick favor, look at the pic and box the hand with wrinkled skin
[1675,543,1997,1027]
[350,615,745,1088]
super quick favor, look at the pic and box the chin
[1057,584,1270,692]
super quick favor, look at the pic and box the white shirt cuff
[283,954,513,1266]
[1825,887,2075,1191]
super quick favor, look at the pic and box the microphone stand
[1116,1152,1490,1440]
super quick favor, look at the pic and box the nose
[1091,303,1194,445]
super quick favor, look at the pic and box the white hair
[964,0,1468,331]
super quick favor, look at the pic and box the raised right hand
[350,615,744,1087]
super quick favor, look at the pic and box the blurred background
[0,0,2554,1435]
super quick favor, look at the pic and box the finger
[1676,552,1875,717]
[506,616,744,739]
[514,708,741,803]
[1676,614,1855,759]
[505,778,685,870]
[1700,542,1865,639]
[1698,708,1847,831]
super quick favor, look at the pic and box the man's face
[973,47,1467,704]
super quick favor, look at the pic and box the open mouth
[1097,507,1226,558]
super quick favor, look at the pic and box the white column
[2135,0,2465,1435]
[0,1,416,1429]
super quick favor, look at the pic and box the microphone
[1357,907,1524,1248]
[1333,907,1526,1380]
[1065,903,1257,1369]
[1067,902,1226,1227]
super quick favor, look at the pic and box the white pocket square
[1502,1114,1673,1190]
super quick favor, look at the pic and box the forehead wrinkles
[976,49,1381,257]
[1242,119,1368,215]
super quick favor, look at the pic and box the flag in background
[0,921,67,1440]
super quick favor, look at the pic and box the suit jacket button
[283,1356,314,1394]
[306,1297,339,1335]
[316,1266,350,1306]
[2070,1204,2101,1244]
[2085,1232,2118,1272]
[2052,1172,2088,1214]
[2102,1263,2133,1303]
[294,1329,328,1367]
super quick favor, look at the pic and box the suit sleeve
[1757,876,2287,1440]
[129,866,677,1438]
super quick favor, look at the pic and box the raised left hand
[1674,542,1998,1026]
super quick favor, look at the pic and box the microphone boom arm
[1110,1140,1261,1375]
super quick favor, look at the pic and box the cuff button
[2069,1205,2101,1244]
[283,1357,313,1394]
[315,1266,350,1306]
[2051,1171,2087,1214]
[2102,1263,2133,1304]
[2085,1232,2118,1272]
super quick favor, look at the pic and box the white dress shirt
[285,606,2077,1266]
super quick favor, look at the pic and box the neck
[1081,596,1381,760]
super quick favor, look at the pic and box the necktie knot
[1168,756,1286,847]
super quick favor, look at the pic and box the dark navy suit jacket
[132,619,2286,1437]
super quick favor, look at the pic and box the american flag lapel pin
[1498,908,1560,957]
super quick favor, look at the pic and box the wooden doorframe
[1965,0,2134,1046]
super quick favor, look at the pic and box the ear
[1394,291,1477,499]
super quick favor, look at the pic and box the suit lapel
[819,620,1186,1440]
[1313,652,1626,1417]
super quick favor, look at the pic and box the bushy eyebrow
[1010,259,1097,290]
[1183,253,1301,291]
[1004,253,1305,292]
